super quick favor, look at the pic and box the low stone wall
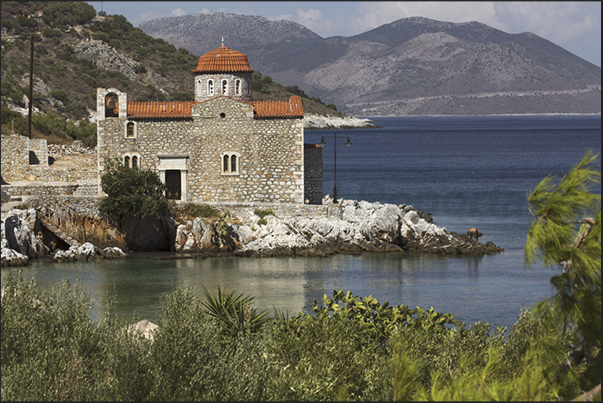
[2,182,99,199]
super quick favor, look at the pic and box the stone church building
[96,45,323,205]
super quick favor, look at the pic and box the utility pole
[27,33,34,140]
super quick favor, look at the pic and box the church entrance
[165,170,182,200]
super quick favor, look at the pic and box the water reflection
[1,250,551,329]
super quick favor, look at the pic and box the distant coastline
[354,112,601,118]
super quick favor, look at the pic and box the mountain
[140,13,601,116]
[0,1,344,142]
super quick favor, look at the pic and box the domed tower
[192,45,254,102]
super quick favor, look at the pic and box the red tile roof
[193,45,254,74]
[252,95,304,119]
[127,101,199,118]
[126,96,303,119]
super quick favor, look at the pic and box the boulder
[1,244,29,266]
[53,242,98,262]
[2,209,48,259]
[127,319,158,342]
[100,246,128,259]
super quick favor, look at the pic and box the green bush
[99,159,170,221]
[254,208,276,219]
[148,286,269,401]
[180,202,219,218]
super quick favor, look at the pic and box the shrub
[148,286,269,401]
[180,202,219,218]
[99,159,170,221]
[254,208,276,219]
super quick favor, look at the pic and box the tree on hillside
[99,159,170,221]
[525,150,601,395]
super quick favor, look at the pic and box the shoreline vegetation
[1,150,600,402]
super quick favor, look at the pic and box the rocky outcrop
[303,114,379,130]
[1,239,29,266]
[3,196,502,264]
[29,196,176,252]
[74,39,172,97]
[174,197,503,257]
[1,207,128,267]
[2,208,49,260]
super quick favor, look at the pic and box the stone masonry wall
[304,144,323,204]
[98,95,306,204]
[2,134,30,182]
[1,134,97,184]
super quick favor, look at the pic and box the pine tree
[525,150,601,395]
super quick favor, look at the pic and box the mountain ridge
[140,13,601,116]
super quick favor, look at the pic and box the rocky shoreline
[1,196,502,267]
[303,114,380,130]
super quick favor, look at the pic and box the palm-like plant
[201,285,271,338]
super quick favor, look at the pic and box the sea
[2,115,601,332]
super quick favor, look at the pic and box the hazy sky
[86,1,601,67]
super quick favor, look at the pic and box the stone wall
[2,182,99,199]
[304,144,323,204]
[1,134,97,184]
[1,134,31,182]
[97,95,306,204]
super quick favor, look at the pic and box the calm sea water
[2,115,601,331]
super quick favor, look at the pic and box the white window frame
[220,152,240,176]
[208,79,214,95]
[221,79,228,95]
[122,152,141,168]
[235,79,242,95]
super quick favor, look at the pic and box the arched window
[223,155,229,172]
[221,152,240,175]
[230,155,237,172]
[126,121,135,138]
[235,79,241,95]
[123,153,141,168]
[222,79,228,94]
[208,79,214,95]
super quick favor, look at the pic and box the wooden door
[165,170,181,200]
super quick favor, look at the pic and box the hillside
[0,1,345,145]
[140,13,601,116]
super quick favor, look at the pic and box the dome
[192,45,254,74]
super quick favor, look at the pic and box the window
[123,153,141,168]
[235,79,241,95]
[221,152,240,175]
[208,79,214,95]
[126,121,136,138]
[222,79,228,94]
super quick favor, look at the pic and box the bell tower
[192,44,254,103]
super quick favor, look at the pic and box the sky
[86,1,601,67]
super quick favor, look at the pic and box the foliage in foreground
[1,274,598,401]
[2,151,600,401]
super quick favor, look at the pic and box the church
[96,45,323,205]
